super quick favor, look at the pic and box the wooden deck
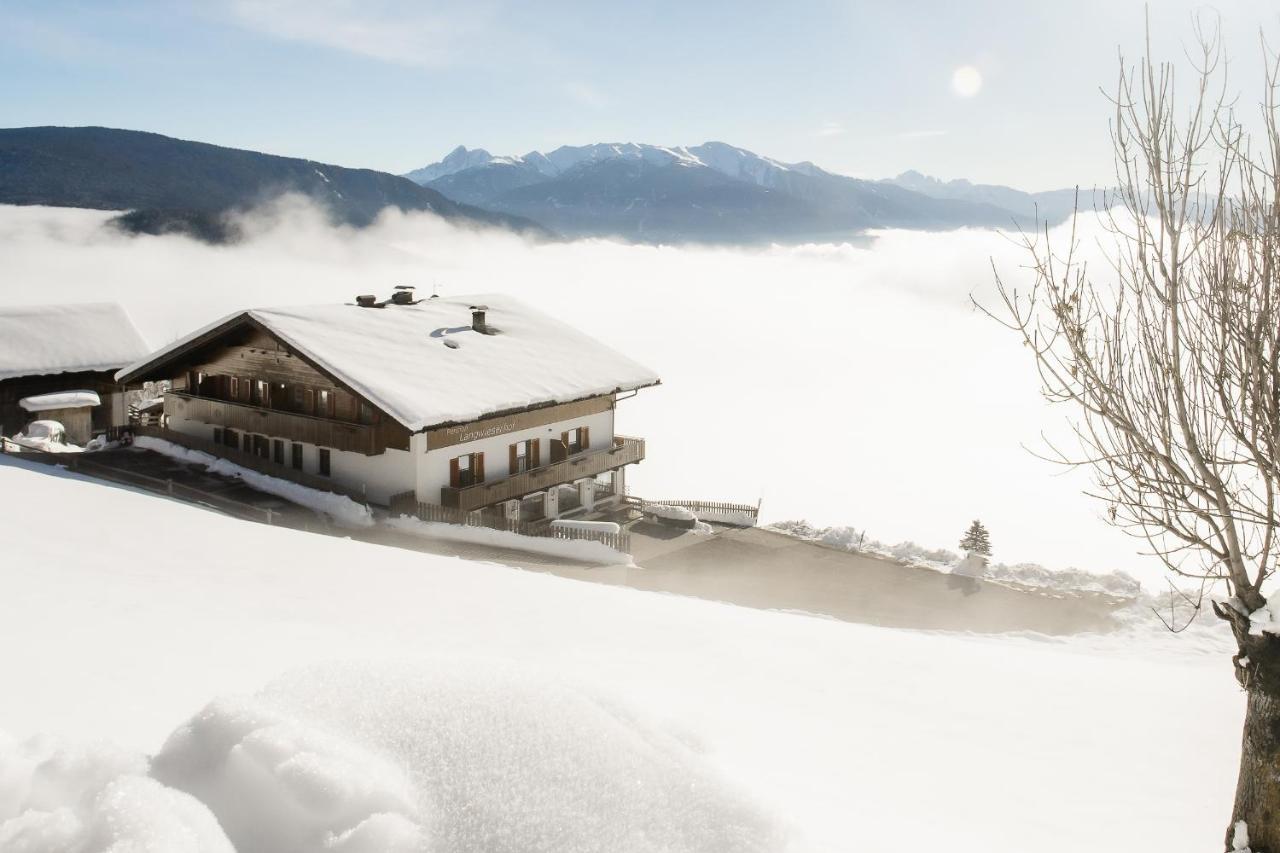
[164,391,407,455]
[441,435,645,512]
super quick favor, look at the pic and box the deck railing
[389,490,632,553]
[441,435,645,512]
[164,391,384,455]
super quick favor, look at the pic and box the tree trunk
[1220,602,1280,852]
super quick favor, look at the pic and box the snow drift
[152,663,787,853]
[0,733,232,853]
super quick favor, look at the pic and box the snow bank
[134,436,374,528]
[386,515,631,565]
[643,503,698,521]
[550,518,621,534]
[768,520,1143,597]
[8,420,84,454]
[0,732,232,853]
[153,663,788,853]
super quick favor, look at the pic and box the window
[318,389,333,418]
[291,442,303,470]
[241,432,252,453]
[450,452,484,488]
[223,428,238,449]
[213,427,223,445]
[509,438,540,475]
[318,448,331,476]
[229,377,239,399]
[273,439,284,465]
[552,427,590,463]
[304,388,315,414]
[253,434,269,459]
[252,380,268,406]
[359,401,377,425]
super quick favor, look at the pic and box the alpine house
[115,291,659,518]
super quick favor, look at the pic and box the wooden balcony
[442,435,645,512]
[164,391,386,455]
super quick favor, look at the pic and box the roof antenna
[430,281,440,299]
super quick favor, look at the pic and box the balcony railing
[441,435,645,512]
[165,391,383,455]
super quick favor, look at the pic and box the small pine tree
[959,520,992,557]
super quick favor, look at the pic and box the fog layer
[0,201,1143,578]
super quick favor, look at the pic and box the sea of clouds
[0,199,1150,579]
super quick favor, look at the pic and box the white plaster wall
[415,408,615,504]
[325,445,415,505]
[162,415,415,505]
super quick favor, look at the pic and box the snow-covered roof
[118,295,660,431]
[20,390,102,411]
[0,303,150,381]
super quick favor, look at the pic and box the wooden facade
[145,323,412,455]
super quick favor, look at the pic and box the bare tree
[981,17,1280,850]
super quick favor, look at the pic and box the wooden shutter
[474,452,485,483]
[531,439,541,468]
[509,443,518,476]
[581,426,590,451]
[449,457,460,488]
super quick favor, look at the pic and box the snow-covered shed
[0,303,150,439]
[116,292,660,512]
[19,391,102,445]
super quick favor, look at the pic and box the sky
[1,0,1277,190]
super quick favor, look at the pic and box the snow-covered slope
[0,454,1241,852]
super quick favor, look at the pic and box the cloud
[225,0,496,68]
[0,200,1145,580]
[816,122,846,137]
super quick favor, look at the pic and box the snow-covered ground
[0,453,1242,852]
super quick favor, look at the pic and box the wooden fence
[0,442,280,525]
[648,498,760,527]
[390,490,632,553]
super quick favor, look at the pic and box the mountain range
[0,126,1097,245]
[0,127,543,241]
[406,142,1093,244]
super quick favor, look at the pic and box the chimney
[355,295,378,308]
[470,305,488,333]
[390,285,415,305]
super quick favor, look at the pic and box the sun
[951,65,983,98]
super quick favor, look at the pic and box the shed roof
[117,294,660,431]
[20,390,102,411]
[0,303,150,381]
